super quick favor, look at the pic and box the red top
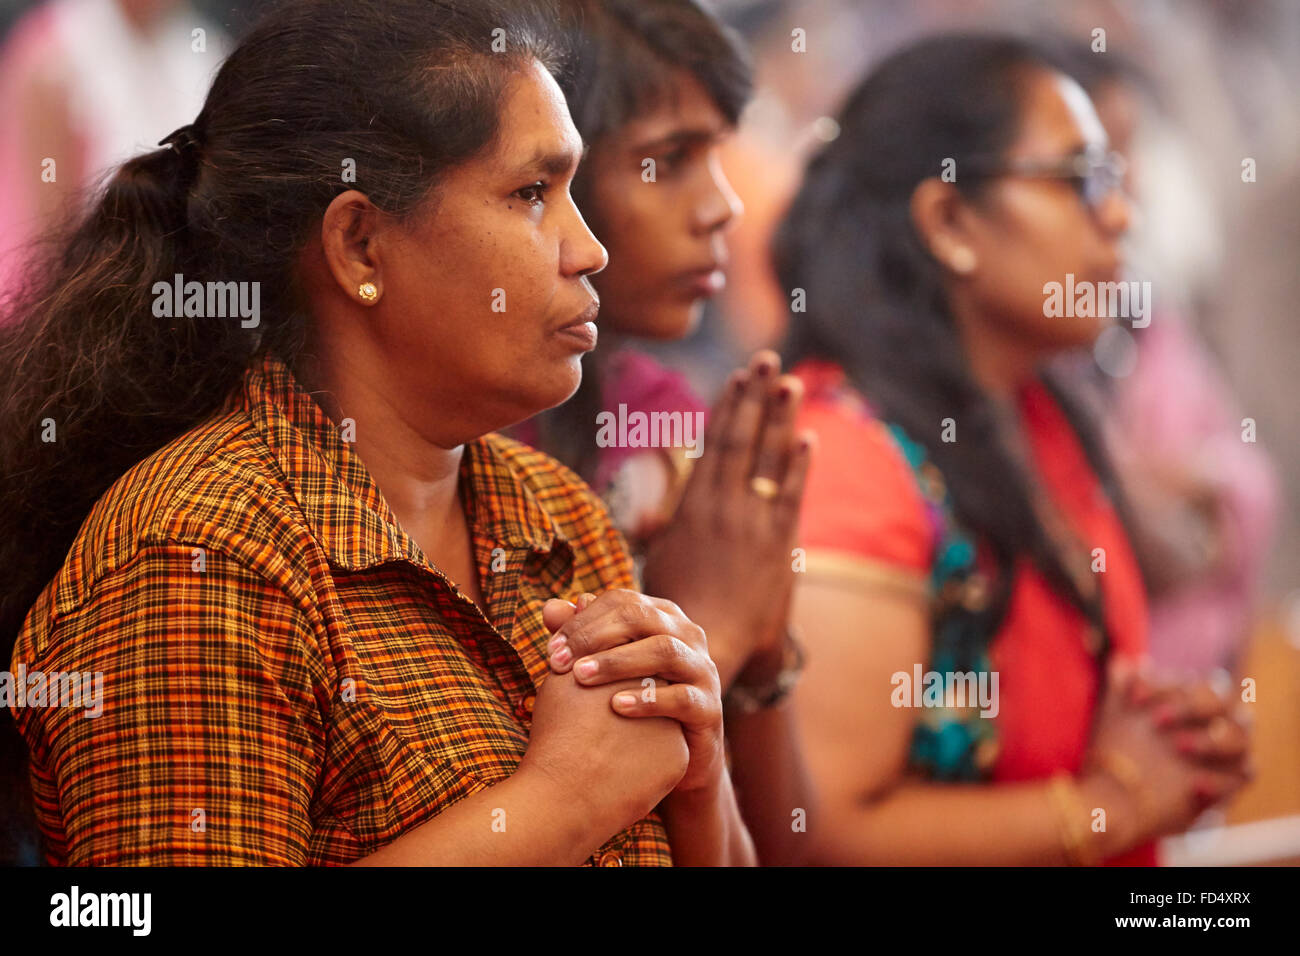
[793,359,1157,866]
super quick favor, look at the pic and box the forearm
[351,766,614,866]
[658,772,756,866]
[726,701,814,865]
[809,776,1138,866]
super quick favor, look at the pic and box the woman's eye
[515,182,547,205]
[656,148,688,173]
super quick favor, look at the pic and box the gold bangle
[1047,773,1099,866]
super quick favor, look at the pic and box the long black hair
[527,0,753,483]
[0,0,559,861]
[774,32,1137,632]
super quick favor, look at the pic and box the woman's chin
[606,298,701,342]
[533,360,586,412]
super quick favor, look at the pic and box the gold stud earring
[358,281,379,302]
[949,248,977,275]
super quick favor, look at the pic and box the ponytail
[0,139,252,646]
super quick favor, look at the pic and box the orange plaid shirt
[10,351,671,866]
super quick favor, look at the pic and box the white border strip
[1161,814,1300,866]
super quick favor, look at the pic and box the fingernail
[575,658,597,679]
[1177,734,1196,755]
[552,647,572,669]
[777,383,792,401]
[755,360,773,377]
[1154,706,1174,727]
[613,692,637,708]
[547,634,567,657]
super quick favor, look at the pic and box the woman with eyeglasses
[773,33,1252,865]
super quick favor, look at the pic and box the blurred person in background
[513,0,815,863]
[1044,39,1280,680]
[774,33,1253,864]
[0,0,228,297]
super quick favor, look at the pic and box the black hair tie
[159,124,203,157]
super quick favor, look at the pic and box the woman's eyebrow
[633,127,723,155]
[509,141,587,178]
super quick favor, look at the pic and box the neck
[289,339,465,536]
[949,300,1042,399]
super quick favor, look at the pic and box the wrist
[1076,767,1144,858]
[724,626,806,716]
[666,746,729,801]
[512,759,622,856]
[659,779,724,851]
[659,770,748,866]
[662,774,727,816]
[734,638,788,687]
[705,627,749,690]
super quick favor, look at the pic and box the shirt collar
[232,351,564,571]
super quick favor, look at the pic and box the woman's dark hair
[558,0,752,156]
[774,32,1134,633]
[1036,33,1158,108]
[530,0,753,482]
[0,0,560,859]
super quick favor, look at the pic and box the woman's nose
[564,203,608,278]
[1094,187,1133,237]
[693,154,744,235]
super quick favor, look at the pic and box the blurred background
[1,0,1296,864]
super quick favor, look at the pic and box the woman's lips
[554,302,599,351]
[554,320,597,350]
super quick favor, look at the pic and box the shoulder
[791,361,934,581]
[36,406,320,632]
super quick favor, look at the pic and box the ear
[909,177,980,277]
[320,189,387,305]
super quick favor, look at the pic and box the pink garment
[588,349,708,493]
[1111,315,1280,674]
[512,348,708,492]
[510,349,708,547]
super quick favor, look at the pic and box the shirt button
[597,850,622,867]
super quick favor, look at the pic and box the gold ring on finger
[749,476,780,500]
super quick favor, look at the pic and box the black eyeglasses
[962,145,1127,212]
